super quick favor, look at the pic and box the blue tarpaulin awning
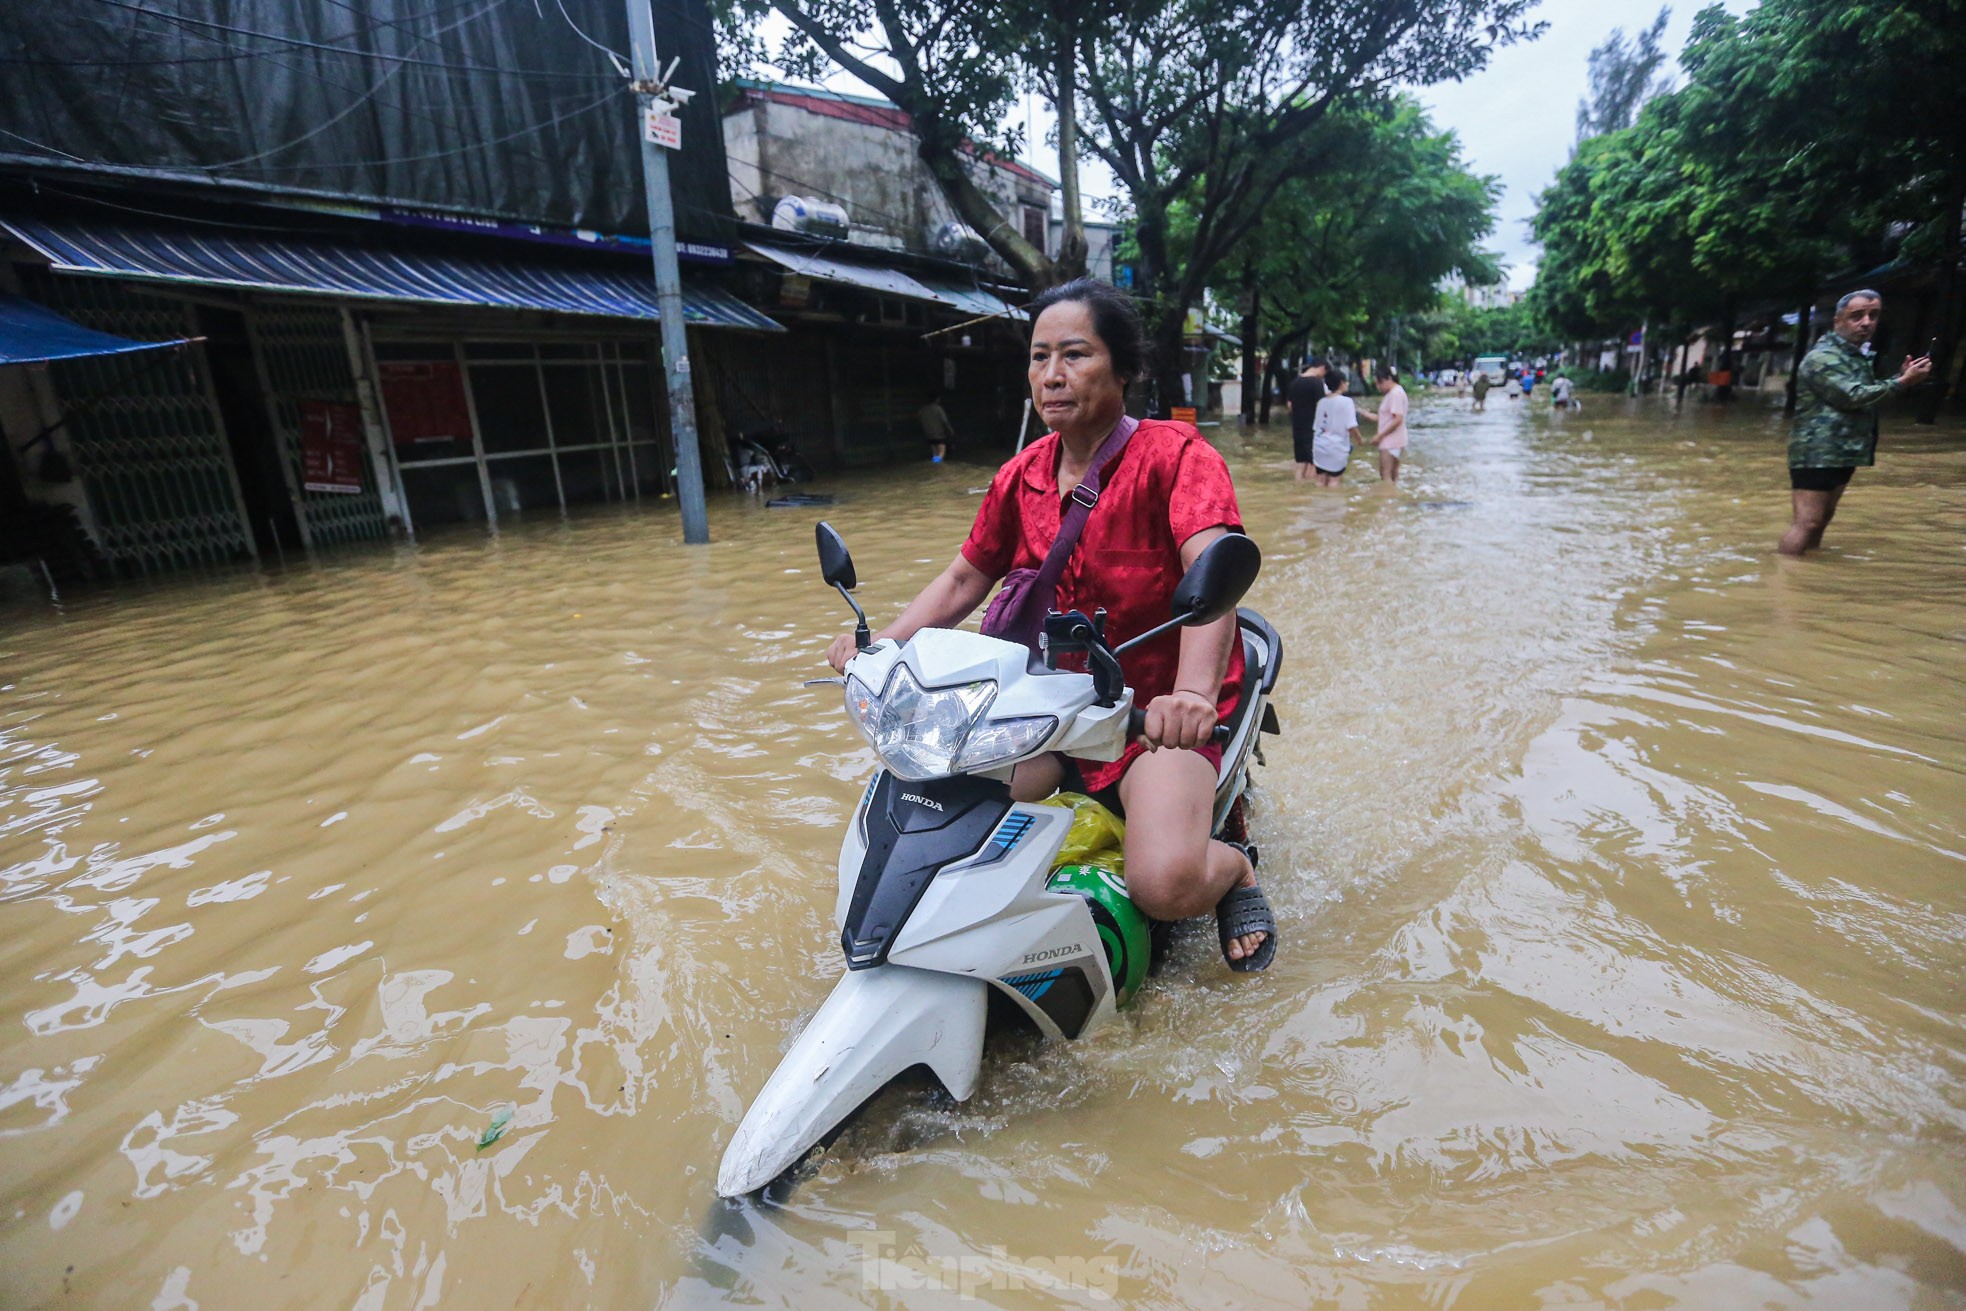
[2,216,784,333]
[0,291,191,365]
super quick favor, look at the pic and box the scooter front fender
[716,966,987,1197]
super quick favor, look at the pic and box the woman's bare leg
[1009,752,1066,803]
[1116,748,1266,962]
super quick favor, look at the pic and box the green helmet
[1047,863,1150,1008]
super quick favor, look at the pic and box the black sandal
[1216,843,1276,973]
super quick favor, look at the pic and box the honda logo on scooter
[899,793,944,811]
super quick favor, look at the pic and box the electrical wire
[183,0,519,169]
[240,83,630,174]
[540,0,629,76]
[0,0,507,67]
[197,40,626,175]
[0,127,88,163]
[68,0,620,81]
[16,182,353,232]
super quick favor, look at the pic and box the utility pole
[624,0,708,544]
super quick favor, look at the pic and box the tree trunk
[1258,345,1284,426]
[1785,295,1812,414]
[1052,29,1088,283]
[1916,179,1963,424]
[919,142,1053,287]
[1674,337,1690,406]
[769,2,1055,290]
[1239,267,1258,426]
[1130,207,1190,417]
[1715,301,1737,402]
[1152,319,1188,419]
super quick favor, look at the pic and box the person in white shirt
[1550,374,1576,409]
[1309,371,1360,488]
[1356,364,1409,484]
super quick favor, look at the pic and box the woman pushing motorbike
[825,279,1276,970]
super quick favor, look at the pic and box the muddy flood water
[3,393,1963,1310]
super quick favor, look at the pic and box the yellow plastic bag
[1037,791,1126,877]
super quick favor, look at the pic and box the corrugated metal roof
[2,216,783,332]
[746,241,1025,321]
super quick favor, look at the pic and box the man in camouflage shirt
[1781,289,1931,556]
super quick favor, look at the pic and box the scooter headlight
[955,714,1057,771]
[843,664,997,781]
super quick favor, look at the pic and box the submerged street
[3,394,1963,1308]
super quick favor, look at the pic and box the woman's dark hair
[1027,278,1153,383]
[1375,363,1398,382]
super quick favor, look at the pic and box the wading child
[1310,371,1360,488]
[1356,364,1409,484]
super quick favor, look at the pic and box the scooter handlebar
[1127,706,1231,747]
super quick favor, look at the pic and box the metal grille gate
[20,270,256,576]
[247,302,389,551]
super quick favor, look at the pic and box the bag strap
[1033,414,1139,596]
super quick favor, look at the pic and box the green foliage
[1565,366,1632,393]
[1207,96,1503,361]
[1574,6,1672,143]
[743,0,1026,159]
[1530,0,1964,342]
[1079,0,1544,382]
[1460,299,1560,359]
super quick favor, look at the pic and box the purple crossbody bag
[979,415,1139,653]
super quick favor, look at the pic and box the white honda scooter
[716,523,1282,1197]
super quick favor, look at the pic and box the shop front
[0,212,782,577]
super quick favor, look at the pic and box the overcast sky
[756,0,1758,291]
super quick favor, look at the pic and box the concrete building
[1441,275,1520,310]
[0,0,770,586]
[713,82,1046,469]
[1048,216,1122,285]
[723,81,1057,272]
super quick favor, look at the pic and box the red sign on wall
[300,400,366,494]
[377,361,473,447]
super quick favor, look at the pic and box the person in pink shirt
[1357,364,1409,483]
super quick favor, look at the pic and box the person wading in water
[1781,289,1931,556]
[1286,358,1331,481]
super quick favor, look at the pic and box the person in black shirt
[1285,359,1332,480]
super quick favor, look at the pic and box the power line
[0,126,87,163]
[187,0,529,169]
[68,0,620,81]
[542,0,629,75]
[206,45,623,173]
[0,0,504,67]
[241,84,630,174]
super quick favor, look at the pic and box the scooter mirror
[815,522,857,590]
[1170,532,1260,626]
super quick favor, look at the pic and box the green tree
[1530,0,1964,411]
[1674,0,1964,414]
[1574,6,1672,144]
[1200,97,1502,417]
[1077,0,1540,408]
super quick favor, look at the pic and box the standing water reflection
[2,395,1962,1308]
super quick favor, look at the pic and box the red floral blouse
[961,419,1246,792]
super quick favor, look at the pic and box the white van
[1472,355,1508,385]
